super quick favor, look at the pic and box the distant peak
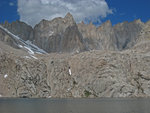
[102,20,112,27]
[4,21,9,25]
[105,20,112,24]
[98,20,112,30]
[134,19,143,24]
[89,22,93,25]
[64,12,75,25]
[136,19,142,22]
[65,12,73,19]
[88,22,96,28]
[81,21,85,24]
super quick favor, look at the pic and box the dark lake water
[0,98,150,113]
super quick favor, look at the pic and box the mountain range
[1,13,148,53]
[0,13,150,98]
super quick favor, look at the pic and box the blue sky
[0,0,150,26]
[103,0,150,25]
[0,0,19,23]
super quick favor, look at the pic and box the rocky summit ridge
[1,13,147,53]
[0,13,150,98]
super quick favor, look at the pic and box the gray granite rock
[1,20,33,41]
[33,13,86,53]
[78,19,144,51]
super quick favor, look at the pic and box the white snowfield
[0,25,47,54]
[30,55,38,59]
[24,46,35,54]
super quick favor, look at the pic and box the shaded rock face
[61,25,86,52]
[33,13,86,53]
[132,20,150,53]
[78,19,144,51]
[0,27,19,49]
[113,20,144,50]
[78,20,117,51]
[1,20,33,41]
[136,20,150,42]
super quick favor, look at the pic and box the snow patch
[67,87,71,91]
[30,55,38,59]
[23,56,31,59]
[48,96,51,98]
[25,40,47,54]
[48,31,54,36]
[24,46,34,55]
[4,74,8,78]
[76,50,79,53]
[23,55,38,60]
[18,45,23,48]
[35,52,43,54]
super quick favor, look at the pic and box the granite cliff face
[33,13,86,53]
[78,20,117,51]
[0,13,150,98]
[77,19,144,51]
[2,20,33,41]
[113,19,144,50]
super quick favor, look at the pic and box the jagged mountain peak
[64,12,76,25]
[3,20,32,27]
[1,15,150,53]
[88,22,96,28]
[35,12,76,29]
[65,12,73,19]
[32,12,85,53]
[98,20,112,29]
[104,20,112,25]
[134,19,142,23]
